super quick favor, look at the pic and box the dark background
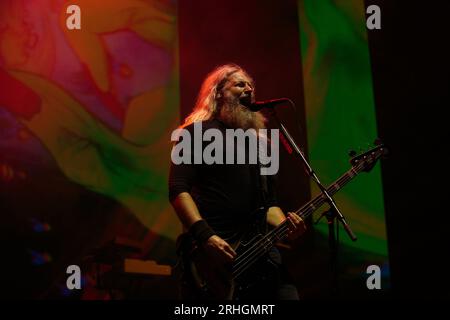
[367,0,450,298]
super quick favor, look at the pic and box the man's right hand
[203,235,237,263]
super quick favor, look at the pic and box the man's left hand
[286,212,307,241]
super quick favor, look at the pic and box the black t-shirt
[168,119,278,242]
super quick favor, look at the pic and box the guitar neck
[297,166,361,220]
[267,166,362,244]
[232,145,384,280]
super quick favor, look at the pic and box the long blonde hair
[182,64,253,128]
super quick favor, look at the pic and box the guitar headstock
[349,139,388,173]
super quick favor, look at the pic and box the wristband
[189,220,216,243]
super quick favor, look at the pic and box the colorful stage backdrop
[299,0,389,292]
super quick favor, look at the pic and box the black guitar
[179,142,388,299]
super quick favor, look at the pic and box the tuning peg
[348,149,357,157]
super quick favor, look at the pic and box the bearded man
[169,64,306,300]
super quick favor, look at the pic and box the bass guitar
[179,142,388,299]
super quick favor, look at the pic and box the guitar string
[231,156,374,278]
[232,171,355,276]
[231,171,355,278]
[233,227,290,278]
[231,153,377,277]
[232,217,291,274]
[232,149,381,273]
[232,223,291,278]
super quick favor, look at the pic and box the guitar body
[185,243,235,300]
[179,230,279,300]
[230,234,280,299]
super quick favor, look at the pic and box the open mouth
[239,95,252,107]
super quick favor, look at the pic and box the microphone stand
[268,107,357,296]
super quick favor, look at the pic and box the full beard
[218,99,266,131]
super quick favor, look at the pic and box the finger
[286,215,296,230]
[223,251,235,262]
[294,216,305,229]
[224,244,237,258]
[289,212,300,219]
[287,214,306,235]
[287,212,299,223]
[298,216,306,228]
[287,214,300,227]
[292,213,303,224]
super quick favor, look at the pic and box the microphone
[247,98,291,112]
